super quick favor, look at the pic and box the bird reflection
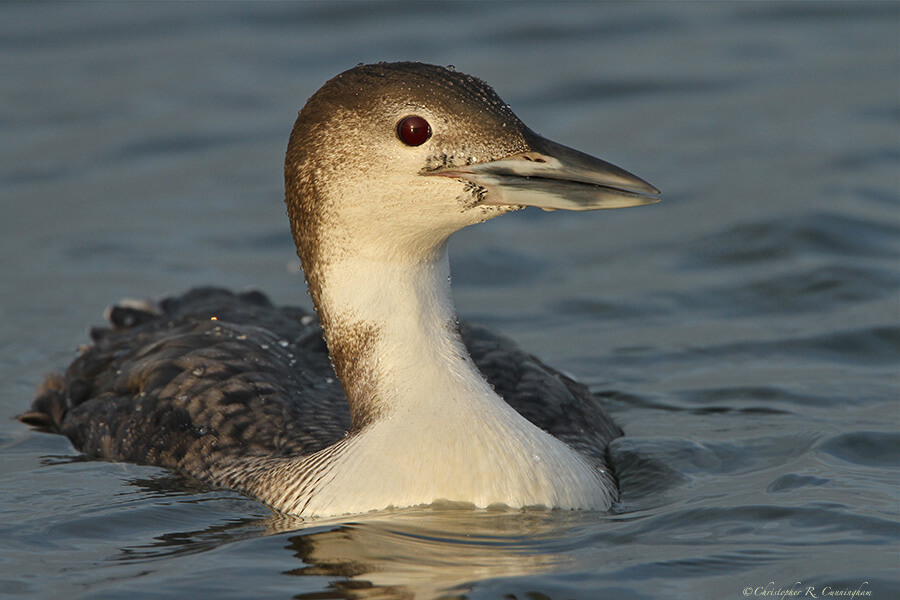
[114,473,601,599]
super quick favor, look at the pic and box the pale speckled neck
[317,247,467,422]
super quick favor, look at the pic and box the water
[2,2,898,598]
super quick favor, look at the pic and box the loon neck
[236,239,615,517]
[251,243,615,516]
[311,242,493,430]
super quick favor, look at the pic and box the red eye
[396,116,431,146]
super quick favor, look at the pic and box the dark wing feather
[22,287,621,480]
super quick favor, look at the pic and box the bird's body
[22,62,658,518]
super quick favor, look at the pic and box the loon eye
[396,116,431,146]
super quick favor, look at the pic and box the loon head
[284,61,659,285]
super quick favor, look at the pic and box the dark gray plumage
[23,287,621,484]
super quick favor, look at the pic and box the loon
[21,62,659,518]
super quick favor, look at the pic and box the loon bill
[21,62,659,518]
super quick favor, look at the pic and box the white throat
[250,246,614,517]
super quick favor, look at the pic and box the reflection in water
[115,472,607,599]
[274,508,576,599]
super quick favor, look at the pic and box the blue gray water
[2,2,898,599]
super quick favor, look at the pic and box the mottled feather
[23,287,621,489]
